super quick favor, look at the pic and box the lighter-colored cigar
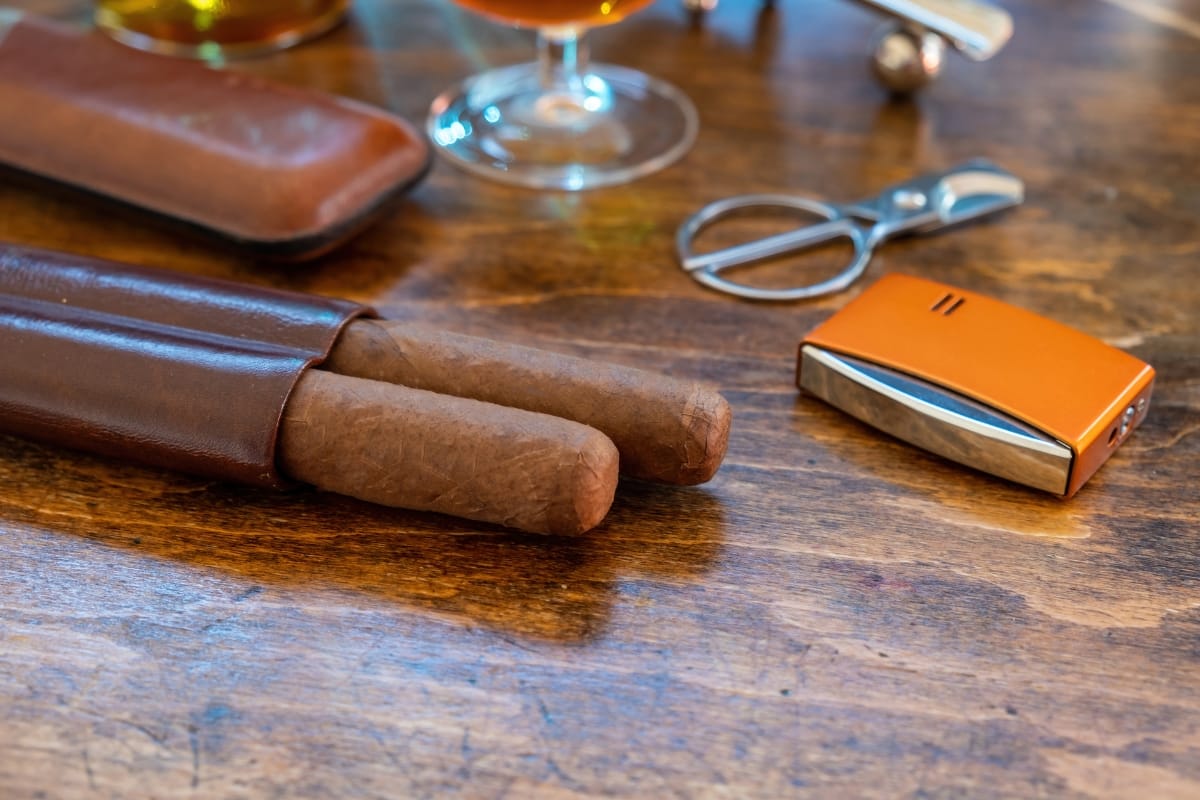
[324,320,732,486]
[278,370,619,535]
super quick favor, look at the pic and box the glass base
[428,62,699,190]
[95,2,348,60]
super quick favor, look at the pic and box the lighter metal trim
[800,344,1073,494]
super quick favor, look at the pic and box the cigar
[323,320,732,485]
[278,370,619,535]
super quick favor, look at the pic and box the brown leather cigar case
[0,244,372,486]
[0,14,430,259]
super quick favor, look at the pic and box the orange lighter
[797,274,1155,496]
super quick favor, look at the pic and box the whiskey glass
[428,0,698,190]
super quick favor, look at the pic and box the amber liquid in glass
[95,0,349,54]
[452,0,655,28]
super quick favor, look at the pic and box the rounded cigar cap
[550,426,620,535]
[672,387,733,486]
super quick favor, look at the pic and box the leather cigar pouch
[0,12,430,259]
[0,244,372,487]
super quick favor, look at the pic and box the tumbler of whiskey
[95,0,350,59]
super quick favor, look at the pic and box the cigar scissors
[676,160,1024,301]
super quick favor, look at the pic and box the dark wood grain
[2,0,1198,797]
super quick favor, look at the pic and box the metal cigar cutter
[797,274,1156,496]
[678,160,1024,302]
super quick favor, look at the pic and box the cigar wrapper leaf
[325,320,732,486]
[279,371,619,536]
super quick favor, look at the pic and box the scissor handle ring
[676,194,871,302]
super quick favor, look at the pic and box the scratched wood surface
[2,0,1198,797]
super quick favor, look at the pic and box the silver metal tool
[863,0,1012,92]
[683,0,1012,93]
[676,159,1024,301]
[861,0,1012,62]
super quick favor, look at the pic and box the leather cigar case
[0,13,430,259]
[0,244,372,487]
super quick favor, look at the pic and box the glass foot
[428,62,698,190]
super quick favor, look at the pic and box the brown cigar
[278,370,619,535]
[323,320,732,486]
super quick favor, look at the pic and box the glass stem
[537,26,590,95]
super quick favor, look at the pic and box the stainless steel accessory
[676,159,1023,301]
[863,0,1012,92]
[683,0,1012,93]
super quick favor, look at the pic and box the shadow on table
[0,435,726,643]
[789,395,1094,539]
[0,162,436,294]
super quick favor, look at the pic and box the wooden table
[2,1,1198,796]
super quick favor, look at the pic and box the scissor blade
[850,159,1023,240]
[936,169,1025,226]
